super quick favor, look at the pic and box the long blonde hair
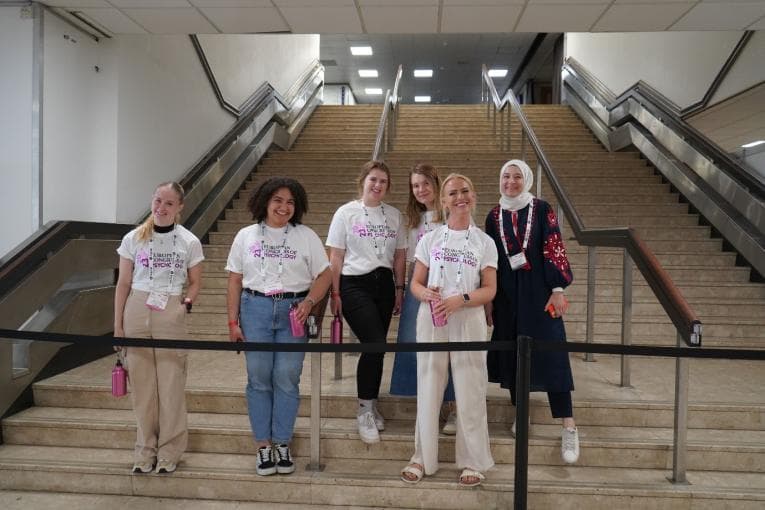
[136,182,185,242]
[440,173,476,219]
[406,163,443,230]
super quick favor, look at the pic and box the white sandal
[401,463,424,484]
[459,468,485,487]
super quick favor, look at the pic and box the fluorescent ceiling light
[741,140,765,149]
[414,69,433,78]
[358,69,378,78]
[350,46,373,56]
[488,69,508,78]
[365,88,383,95]
[414,96,431,103]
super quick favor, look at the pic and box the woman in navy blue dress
[485,159,580,464]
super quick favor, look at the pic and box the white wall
[565,32,743,108]
[197,34,320,107]
[43,13,118,225]
[0,7,34,258]
[324,84,357,105]
[115,34,320,223]
[710,31,765,106]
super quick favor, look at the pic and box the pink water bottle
[289,303,306,337]
[429,297,448,327]
[112,358,127,398]
[330,314,343,344]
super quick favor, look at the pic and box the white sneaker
[357,410,380,443]
[561,427,580,464]
[132,459,154,474]
[510,415,530,438]
[442,410,457,435]
[373,407,385,431]
[155,458,176,474]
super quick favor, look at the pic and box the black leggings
[340,267,395,400]
[510,388,573,419]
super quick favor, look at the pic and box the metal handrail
[0,62,325,418]
[481,65,701,346]
[372,65,403,161]
[481,64,700,484]
[562,58,765,280]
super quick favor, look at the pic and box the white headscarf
[499,159,534,211]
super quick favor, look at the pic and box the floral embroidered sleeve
[541,201,573,288]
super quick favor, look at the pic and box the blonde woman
[114,182,204,474]
[401,174,498,487]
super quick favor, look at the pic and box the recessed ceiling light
[358,69,378,78]
[414,96,431,103]
[365,88,383,95]
[741,140,765,149]
[414,69,433,78]
[350,46,373,56]
[488,69,508,78]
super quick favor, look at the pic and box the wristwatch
[462,293,470,304]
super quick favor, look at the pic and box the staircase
[0,104,763,508]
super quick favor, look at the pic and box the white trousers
[409,304,494,475]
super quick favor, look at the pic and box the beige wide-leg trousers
[409,304,495,475]
[123,290,189,464]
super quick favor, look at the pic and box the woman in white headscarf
[484,159,580,465]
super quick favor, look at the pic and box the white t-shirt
[407,210,443,263]
[415,224,498,297]
[226,223,329,292]
[326,200,407,276]
[117,225,205,296]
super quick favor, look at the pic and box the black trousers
[510,388,573,419]
[340,267,395,400]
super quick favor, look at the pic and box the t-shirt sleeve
[480,234,499,270]
[414,231,431,268]
[187,237,205,268]
[305,227,330,278]
[225,230,245,274]
[116,232,134,261]
[325,208,347,249]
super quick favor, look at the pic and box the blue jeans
[390,287,455,401]
[239,292,307,444]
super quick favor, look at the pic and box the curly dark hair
[246,177,308,225]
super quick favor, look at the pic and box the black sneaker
[256,445,276,476]
[275,443,295,474]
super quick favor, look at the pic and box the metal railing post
[621,250,633,387]
[307,350,323,471]
[500,107,505,150]
[514,335,532,510]
[556,204,564,232]
[670,331,690,484]
[585,246,597,362]
[536,162,542,199]
[492,104,497,136]
[507,110,512,153]
[520,131,526,161]
[334,352,342,380]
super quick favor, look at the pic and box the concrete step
[4,408,765,472]
[2,445,763,509]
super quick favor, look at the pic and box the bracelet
[228,320,239,328]
[330,290,339,297]
[395,284,405,291]
[305,296,316,307]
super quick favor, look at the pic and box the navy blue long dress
[485,199,575,394]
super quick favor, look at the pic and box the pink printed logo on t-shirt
[430,247,442,262]
[248,241,262,258]
[136,249,150,268]
[352,223,368,237]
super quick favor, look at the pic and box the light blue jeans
[239,292,307,444]
[390,287,455,401]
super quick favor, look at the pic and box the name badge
[146,290,169,311]
[509,252,530,271]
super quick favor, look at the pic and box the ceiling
[320,33,543,104]
[39,1,765,35]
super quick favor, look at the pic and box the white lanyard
[438,225,471,287]
[362,202,388,257]
[259,223,290,276]
[498,199,534,261]
[149,230,177,292]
